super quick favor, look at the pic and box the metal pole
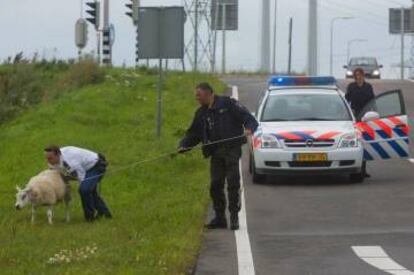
[288,17,293,75]
[261,0,271,72]
[222,3,226,74]
[272,0,278,74]
[194,0,199,71]
[212,0,220,73]
[97,31,101,65]
[329,18,335,76]
[157,58,163,137]
[308,0,318,76]
[401,7,405,80]
[103,0,109,28]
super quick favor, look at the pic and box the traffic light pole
[222,3,227,74]
[401,6,405,80]
[97,31,101,64]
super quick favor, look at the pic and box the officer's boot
[230,213,239,230]
[206,213,227,229]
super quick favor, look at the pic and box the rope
[81,133,248,181]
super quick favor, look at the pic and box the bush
[0,58,104,124]
[0,64,43,123]
[62,59,104,88]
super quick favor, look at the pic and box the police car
[249,76,410,183]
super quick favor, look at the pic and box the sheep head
[15,186,33,210]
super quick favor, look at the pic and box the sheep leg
[31,205,36,224]
[47,207,53,225]
[65,201,70,223]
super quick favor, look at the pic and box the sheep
[15,169,71,224]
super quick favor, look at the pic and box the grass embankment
[0,66,225,274]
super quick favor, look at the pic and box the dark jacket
[179,95,259,158]
[345,81,375,118]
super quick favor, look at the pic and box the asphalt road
[194,77,414,275]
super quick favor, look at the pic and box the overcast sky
[0,0,411,78]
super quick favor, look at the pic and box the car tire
[349,165,366,183]
[250,154,266,184]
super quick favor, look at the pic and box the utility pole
[102,0,112,66]
[85,0,101,64]
[212,0,220,73]
[260,0,271,72]
[194,0,199,71]
[288,17,293,75]
[272,0,278,74]
[222,3,227,74]
[125,0,139,67]
[401,6,405,80]
[308,0,318,76]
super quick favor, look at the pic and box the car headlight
[338,132,359,148]
[372,70,380,75]
[261,134,281,149]
[346,70,353,76]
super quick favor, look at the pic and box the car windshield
[350,58,377,66]
[261,92,352,122]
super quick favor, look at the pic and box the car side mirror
[361,111,380,122]
[343,65,348,69]
[379,64,383,68]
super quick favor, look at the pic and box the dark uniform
[179,95,258,223]
[345,81,375,179]
[345,81,375,118]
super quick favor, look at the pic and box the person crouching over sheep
[44,145,112,222]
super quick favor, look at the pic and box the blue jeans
[79,165,111,221]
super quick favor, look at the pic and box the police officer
[178,83,258,230]
[345,68,375,118]
[346,68,375,178]
[45,145,112,221]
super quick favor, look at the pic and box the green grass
[0,68,226,274]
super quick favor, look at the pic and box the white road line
[352,246,414,275]
[233,85,256,275]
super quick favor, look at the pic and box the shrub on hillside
[62,58,104,89]
[0,63,43,123]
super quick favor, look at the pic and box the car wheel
[250,155,266,184]
[349,165,366,183]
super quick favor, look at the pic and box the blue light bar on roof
[268,76,336,87]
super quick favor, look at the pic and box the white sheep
[15,169,71,224]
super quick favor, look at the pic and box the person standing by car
[178,83,258,230]
[345,68,375,178]
[345,68,375,118]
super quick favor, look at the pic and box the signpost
[211,0,239,74]
[137,7,186,137]
[389,8,414,79]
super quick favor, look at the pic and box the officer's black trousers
[210,146,242,217]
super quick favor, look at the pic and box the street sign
[137,7,185,59]
[137,6,186,138]
[389,8,414,34]
[211,0,238,31]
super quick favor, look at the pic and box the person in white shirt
[45,145,112,221]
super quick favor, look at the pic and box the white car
[249,76,410,183]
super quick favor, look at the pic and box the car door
[355,89,410,161]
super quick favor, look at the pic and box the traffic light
[125,0,139,25]
[86,0,101,30]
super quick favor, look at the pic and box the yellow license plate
[294,153,328,162]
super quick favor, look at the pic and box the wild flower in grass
[46,244,99,265]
